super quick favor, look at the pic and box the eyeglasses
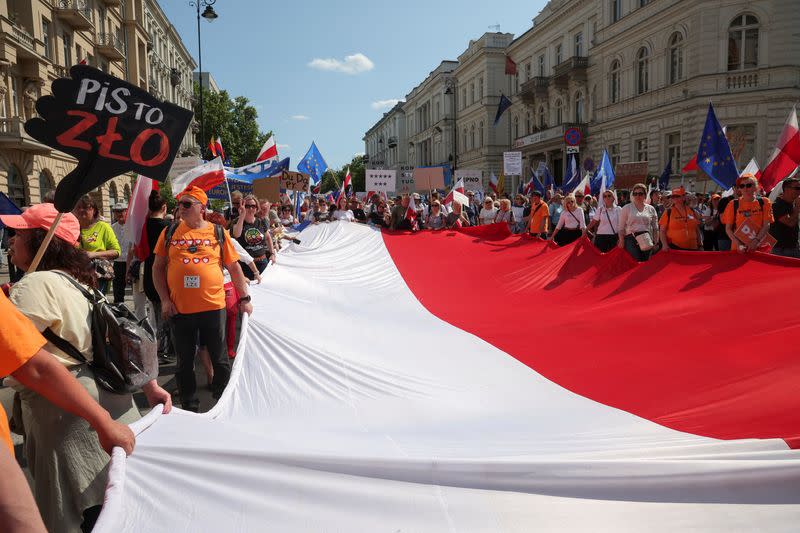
[738,183,755,189]
[631,191,646,196]
[244,204,258,209]
[178,200,197,209]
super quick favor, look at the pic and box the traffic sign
[566,146,580,154]
[564,127,582,146]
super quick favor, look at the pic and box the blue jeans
[624,234,652,262]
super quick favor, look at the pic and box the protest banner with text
[366,169,397,192]
[455,169,483,191]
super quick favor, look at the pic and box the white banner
[504,152,522,176]
[168,156,203,180]
[366,169,397,192]
[455,169,483,191]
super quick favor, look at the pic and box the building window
[554,99,563,125]
[575,32,583,56]
[108,181,118,211]
[478,121,484,148]
[725,124,756,169]
[62,33,72,66]
[6,165,27,207]
[538,55,545,76]
[470,82,475,104]
[478,77,483,100]
[462,88,467,110]
[11,77,18,117]
[463,128,468,151]
[609,143,621,168]
[470,124,475,150]
[38,171,54,202]
[669,33,684,84]
[639,0,650,6]
[76,44,82,64]
[635,138,648,161]
[513,116,519,138]
[42,18,52,59]
[538,105,546,128]
[514,72,519,94]
[526,111,532,134]
[637,47,649,94]
[609,60,621,103]
[574,92,584,123]
[555,44,563,65]
[728,14,759,71]
[611,0,621,23]
[123,183,132,202]
[666,133,681,171]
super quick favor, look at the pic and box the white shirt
[479,207,497,225]
[331,209,355,221]
[700,204,718,231]
[511,205,526,222]
[593,205,622,235]
[556,207,587,230]
[619,202,658,235]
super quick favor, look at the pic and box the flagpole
[223,175,233,206]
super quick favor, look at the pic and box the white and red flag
[443,177,468,206]
[760,106,800,192]
[123,176,158,261]
[171,157,225,197]
[489,172,499,194]
[341,167,352,197]
[208,137,226,161]
[256,135,279,163]
[405,194,418,228]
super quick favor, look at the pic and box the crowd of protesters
[0,171,798,530]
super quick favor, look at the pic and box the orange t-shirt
[528,202,549,234]
[721,197,774,233]
[0,292,46,454]
[154,222,240,315]
[659,206,701,249]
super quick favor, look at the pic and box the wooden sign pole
[26,212,64,274]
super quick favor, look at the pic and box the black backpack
[43,272,158,394]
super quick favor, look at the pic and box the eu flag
[697,103,739,189]
[298,142,328,184]
[658,158,672,190]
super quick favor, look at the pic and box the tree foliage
[317,154,367,194]
[193,83,271,167]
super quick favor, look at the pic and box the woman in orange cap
[658,186,702,251]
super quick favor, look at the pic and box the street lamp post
[189,0,218,158]
[444,77,457,172]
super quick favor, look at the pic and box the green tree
[193,83,271,167]
[317,154,368,194]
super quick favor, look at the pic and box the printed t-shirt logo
[244,227,265,246]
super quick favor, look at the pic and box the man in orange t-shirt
[153,186,252,411]
[722,174,774,253]
[527,191,550,238]
[659,187,701,251]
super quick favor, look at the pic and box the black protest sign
[25,65,193,212]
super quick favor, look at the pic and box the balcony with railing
[387,136,398,148]
[0,118,52,154]
[96,32,125,61]
[519,76,550,105]
[55,0,94,30]
[9,23,36,56]
[553,56,588,88]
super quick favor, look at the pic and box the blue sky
[161,0,547,169]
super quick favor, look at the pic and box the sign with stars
[366,169,397,192]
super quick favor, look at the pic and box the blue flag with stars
[298,142,328,184]
[697,103,739,190]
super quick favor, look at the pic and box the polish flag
[682,155,698,173]
[405,194,418,226]
[443,177,468,206]
[256,136,279,163]
[123,176,158,262]
[489,173,499,194]
[572,173,591,196]
[209,137,225,161]
[760,106,800,192]
[341,167,352,197]
[171,157,225,197]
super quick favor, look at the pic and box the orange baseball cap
[736,173,758,186]
[0,203,80,244]
[178,186,208,206]
[671,186,686,197]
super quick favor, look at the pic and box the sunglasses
[786,186,800,191]
[244,204,258,209]
[178,200,197,209]
[738,183,755,189]
[631,192,645,196]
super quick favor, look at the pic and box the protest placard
[456,169,483,191]
[413,167,445,191]
[279,171,311,191]
[503,152,522,175]
[366,169,397,192]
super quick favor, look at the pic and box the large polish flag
[256,135,279,163]
[760,106,800,192]
[443,177,468,206]
[170,157,225,197]
[96,223,800,533]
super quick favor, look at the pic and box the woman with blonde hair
[550,193,586,246]
[494,198,515,228]
[617,182,659,261]
[232,194,274,279]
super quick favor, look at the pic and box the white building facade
[363,101,407,171]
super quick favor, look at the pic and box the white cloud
[290,115,310,121]
[371,99,403,111]
[354,152,366,157]
[308,53,374,75]
[277,144,290,150]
